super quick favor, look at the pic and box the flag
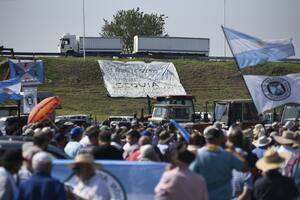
[0,78,22,102]
[222,26,295,69]
[52,160,166,200]
[170,119,190,142]
[8,59,44,86]
[243,73,300,113]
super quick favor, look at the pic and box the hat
[253,136,272,148]
[269,131,279,138]
[68,153,101,169]
[159,131,173,144]
[274,131,297,145]
[256,148,286,171]
[142,130,153,137]
[70,127,83,138]
[203,126,221,139]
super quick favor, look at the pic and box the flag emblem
[261,77,291,101]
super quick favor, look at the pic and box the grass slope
[1,56,300,119]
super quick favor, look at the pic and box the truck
[59,33,123,56]
[133,36,210,56]
[149,97,264,132]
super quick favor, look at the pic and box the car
[0,115,28,135]
[55,114,94,126]
[0,136,70,159]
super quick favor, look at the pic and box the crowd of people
[1,118,300,200]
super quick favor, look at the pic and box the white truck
[133,36,209,56]
[59,33,123,55]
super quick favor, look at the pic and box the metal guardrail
[1,51,300,62]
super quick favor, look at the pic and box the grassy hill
[1,56,300,119]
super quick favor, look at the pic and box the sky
[0,0,299,57]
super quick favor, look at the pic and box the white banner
[243,73,300,113]
[22,86,37,114]
[98,60,186,97]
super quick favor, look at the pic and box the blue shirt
[252,147,266,159]
[232,170,253,199]
[64,141,83,158]
[16,172,66,200]
[190,146,244,200]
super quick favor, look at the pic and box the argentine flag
[222,26,295,69]
[0,78,22,102]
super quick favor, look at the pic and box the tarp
[98,60,186,97]
[8,59,44,86]
[52,160,166,200]
[243,73,300,113]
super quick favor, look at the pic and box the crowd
[0,118,300,200]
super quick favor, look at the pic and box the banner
[0,78,22,102]
[222,26,295,69]
[8,59,44,86]
[98,60,186,97]
[243,73,300,113]
[52,160,166,200]
[22,86,37,114]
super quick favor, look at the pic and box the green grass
[1,56,300,119]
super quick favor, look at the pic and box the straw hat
[68,153,102,169]
[252,136,272,148]
[274,131,297,145]
[256,148,286,171]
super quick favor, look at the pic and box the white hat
[32,152,52,170]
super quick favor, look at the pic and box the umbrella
[28,96,61,124]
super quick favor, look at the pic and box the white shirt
[73,172,110,200]
[80,135,91,147]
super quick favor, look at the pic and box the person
[16,151,66,200]
[0,149,23,200]
[138,144,159,161]
[64,127,84,158]
[123,130,140,159]
[33,130,50,150]
[274,130,299,158]
[52,133,68,152]
[187,132,206,155]
[155,143,208,200]
[92,130,123,160]
[18,143,41,183]
[190,126,247,200]
[253,148,298,200]
[252,135,272,159]
[67,153,110,200]
[157,131,173,156]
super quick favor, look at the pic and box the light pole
[223,0,227,57]
[82,0,86,60]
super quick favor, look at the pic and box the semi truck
[59,33,123,56]
[133,36,210,56]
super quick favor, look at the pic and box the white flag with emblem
[243,73,300,113]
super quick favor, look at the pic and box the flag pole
[221,26,261,115]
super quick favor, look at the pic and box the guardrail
[1,51,300,62]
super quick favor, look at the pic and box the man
[0,149,23,200]
[155,143,208,200]
[64,127,84,158]
[16,151,66,200]
[252,135,272,159]
[254,148,298,200]
[190,126,246,200]
[123,130,140,159]
[33,130,50,151]
[68,153,110,200]
[92,130,123,160]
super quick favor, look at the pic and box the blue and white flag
[170,119,190,142]
[52,160,166,200]
[8,59,44,86]
[222,26,295,69]
[243,73,300,113]
[0,78,22,102]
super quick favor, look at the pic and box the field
[1,56,300,120]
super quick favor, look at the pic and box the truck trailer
[133,36,210,56]
[59,33,123,56]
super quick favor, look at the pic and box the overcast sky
[0,0,299,57]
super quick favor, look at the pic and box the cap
[70,127,83,138]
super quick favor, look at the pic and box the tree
[101,8,167,53]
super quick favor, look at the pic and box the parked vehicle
[0,115,28,135]
[55,114,93,126]
[0,136,70,159]
[133,36,209,56]
[281,104,300,124]
[59,33,123,56]
[213,99,261,128]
